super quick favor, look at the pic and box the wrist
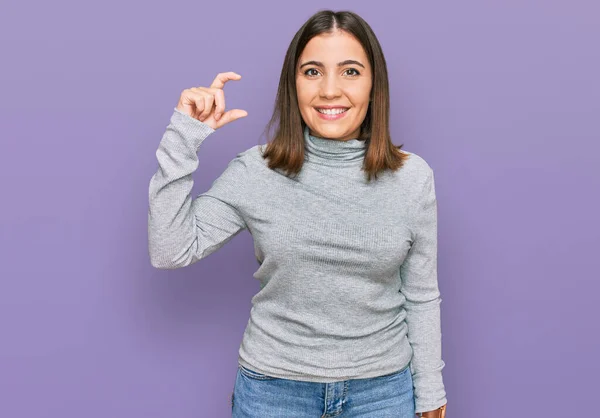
[417,403,447,417]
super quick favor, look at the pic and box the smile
[314,107,349,120]
[316,108,348,115]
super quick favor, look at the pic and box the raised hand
[175,71,248,130]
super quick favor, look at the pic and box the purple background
[1,1,598,417]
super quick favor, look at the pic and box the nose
[319,74,342,99]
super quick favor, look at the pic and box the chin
[314,124,355,139]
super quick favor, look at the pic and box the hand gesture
[175,71,248,130]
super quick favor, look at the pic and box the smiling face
[296,30,372,141]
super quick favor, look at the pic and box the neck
[303,125,366,166]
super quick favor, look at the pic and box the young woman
[148,9,447,418]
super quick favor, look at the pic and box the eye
[304,68,320,77]
[345,68,360,76]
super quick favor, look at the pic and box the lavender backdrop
[1,1,598,417]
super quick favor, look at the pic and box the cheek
[348,89,371,107]
[347,78,372,105]
[297,88,316,108]
[295,83,312,121]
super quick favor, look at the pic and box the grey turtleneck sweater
[148,108,447,413]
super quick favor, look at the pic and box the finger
[193,95,206,120]
[188,86,209,114]
[210,72,242,89]
[178,89,200,117]
[199,92,214,121]
[215,109,248,128]
[213,89,225,121]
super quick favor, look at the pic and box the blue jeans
[231,363,415,417]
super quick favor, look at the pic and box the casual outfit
[148,108,447,415]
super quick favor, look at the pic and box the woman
[148,9,447,418]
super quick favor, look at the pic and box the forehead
[299,31,368,64]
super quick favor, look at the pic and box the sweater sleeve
[148,108,248,269]
[399,167,448,413]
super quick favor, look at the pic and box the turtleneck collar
[303,125,366,165]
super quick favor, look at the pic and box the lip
[314,107,349,121]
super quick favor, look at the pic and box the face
[296,30,372,141]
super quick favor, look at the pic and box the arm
[148,108,248,269]
[399,167,448,414]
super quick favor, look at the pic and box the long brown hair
[260,9,410,182]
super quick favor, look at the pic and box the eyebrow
[299,59,366,69]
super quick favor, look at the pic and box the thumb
[216,109,248,128]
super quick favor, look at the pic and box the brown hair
[260,9,410,182]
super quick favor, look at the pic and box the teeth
[317,108,348,115]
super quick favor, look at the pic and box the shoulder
[235,144,263,159]
[218,145,268,183]
[232,144,269,168]
[395,150,434,183]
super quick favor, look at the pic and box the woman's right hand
[175,71,248,130]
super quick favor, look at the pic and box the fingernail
[214,113,220,120]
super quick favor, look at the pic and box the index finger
[210,72,242,89]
